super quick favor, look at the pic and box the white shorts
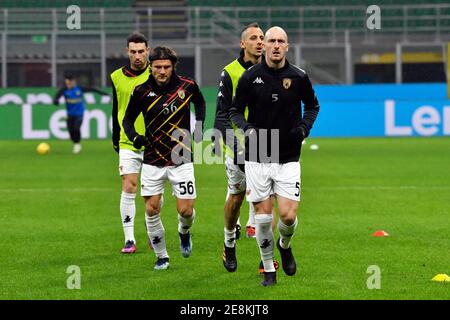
[245,161,301,202]
[119,149,143,176]
[141,163,197,199]
[225,155,246,195]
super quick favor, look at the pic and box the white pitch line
[2,188,116,193]
[312,186,450,191]
[2,185,449,193]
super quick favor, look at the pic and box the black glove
[133,135,150,149]
[237,163,245,173]
[210,134,221,156]
[113,144,119,154]
[289,124,308,142]
[193,121,204,143]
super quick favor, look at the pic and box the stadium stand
[134,0,188,40]
[0,1,447,40]
[187,0,450,5]
[186,0,450,35]
[0,0,448,86]
[0,0,133,8]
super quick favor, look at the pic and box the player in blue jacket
[53,74,109,154]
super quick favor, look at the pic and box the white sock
[226,191,241,226]
[278,217,298,249]
[146,214,168,259]
[178,209,195,234]
[224,227,236,248]
[159,194,164,209]
[120,192,136,243]
[247,203,256,227]
[255,214,275,272]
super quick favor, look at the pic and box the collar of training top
[237,49,262,70]
[262,57,290,73]
[148,73,181,93]
[122,63,148,77]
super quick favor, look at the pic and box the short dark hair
[64,73,75,80]
[127,32,148,47]
[240,22,261,39]
[149,46,178,67]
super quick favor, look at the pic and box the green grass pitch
[0,137,449,300]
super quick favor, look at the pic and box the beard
[133,60,146,70]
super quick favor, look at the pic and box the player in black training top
[123,49,205,167]
[229,27,320,287]
[122,46,206,271]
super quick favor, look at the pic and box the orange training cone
[373,230,389,237]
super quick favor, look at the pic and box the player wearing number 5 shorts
[230,27,320,286]
[122,46,206,270]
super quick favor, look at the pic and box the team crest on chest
[283,78,292,89]
[178,89,185,99]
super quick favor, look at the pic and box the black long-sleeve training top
[122,73,206,167]
[229,58,320,163]
[213,51,254,158]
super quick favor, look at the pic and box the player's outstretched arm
[81,86,110,96]
[53,88,65,106]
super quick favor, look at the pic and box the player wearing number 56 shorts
[230,27,320,286]
[123,46,206,270]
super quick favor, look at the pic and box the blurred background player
[110,32,154,254]
[53,74,109,154]
[214,22,278,274]
[122,46,206,270]
[230,26,320,286]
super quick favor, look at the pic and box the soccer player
[229,26,320,286]
[110,32,152,254]
[214,22,261,270]
[122,46,206,270]
[53,74,108,154]
[214,23,278,274]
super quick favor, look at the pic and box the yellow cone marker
[431,274,450,282]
